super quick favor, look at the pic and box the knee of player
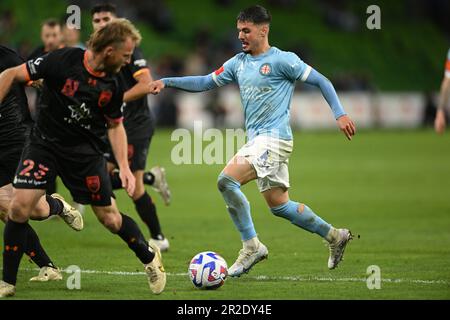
[217,173,240,192]
[8,199,32,221]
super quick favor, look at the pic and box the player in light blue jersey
[150,5,356,276]
[435,48,450,134]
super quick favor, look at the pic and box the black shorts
[13,141,113,206]
[104,136,152,172]
[0,143,24,187]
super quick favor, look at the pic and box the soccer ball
[188,251,228,289]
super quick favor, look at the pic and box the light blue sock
[217,173,257,241]
[270,201,331,238]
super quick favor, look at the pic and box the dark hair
[91,3,117,16]
[41,18,61,28]
[237,5,271,24]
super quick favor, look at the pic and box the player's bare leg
[262,187,352,269]
[91,198,166,294]
[218,155,268,277]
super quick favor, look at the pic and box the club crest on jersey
[259,63,272,76]
[98,90,112,107]
[86,176,100,193]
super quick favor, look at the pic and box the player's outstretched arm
[107,121,136,196]
[435,77,450,134]
[0,64,28,103]
[150,74,218,94]
[304,68,356,140]
[123,69,153,103]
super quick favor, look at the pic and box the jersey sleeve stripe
[133,68,150,79]
[211,72,221,87]
[300,65,312,82]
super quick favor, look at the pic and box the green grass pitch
[3,129,450,300]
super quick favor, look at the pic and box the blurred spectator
[129,0,173,33]
[62,24,86,49]
[320,0,359,32]
[28,18,64,60]
[152,55,184,127]
[422,91,440,127]
[184,28,214,75]
[0,10,16,44]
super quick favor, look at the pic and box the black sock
[25,226,55,268]
[45,195,63,216]
[110,171,123,190]
[3,220,28,285]
[143,171,155,185]
[117,213,154,264]
[134,192,164,240]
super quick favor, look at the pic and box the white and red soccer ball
[188,251,228,289]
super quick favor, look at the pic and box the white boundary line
[23,268,450,285]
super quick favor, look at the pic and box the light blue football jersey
[211,47,311,140]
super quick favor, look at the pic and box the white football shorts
[235,135,293,192]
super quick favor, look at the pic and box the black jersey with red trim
[117,47,154,140]
[0,45,32,147]
[25,47,124,155]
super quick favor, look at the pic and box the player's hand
[149,80,165,95]
[336,115,356,141]
[434,109,446,134]
[119,167,136,197]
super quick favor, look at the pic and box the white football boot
[29,266,63,282]
[0,280,15,298]
[51,193,84,231]
[228,242,268,277]
[328,228,353,269]
[144,244,166,294]
[148,237,170,253]
[149,166,171,206]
